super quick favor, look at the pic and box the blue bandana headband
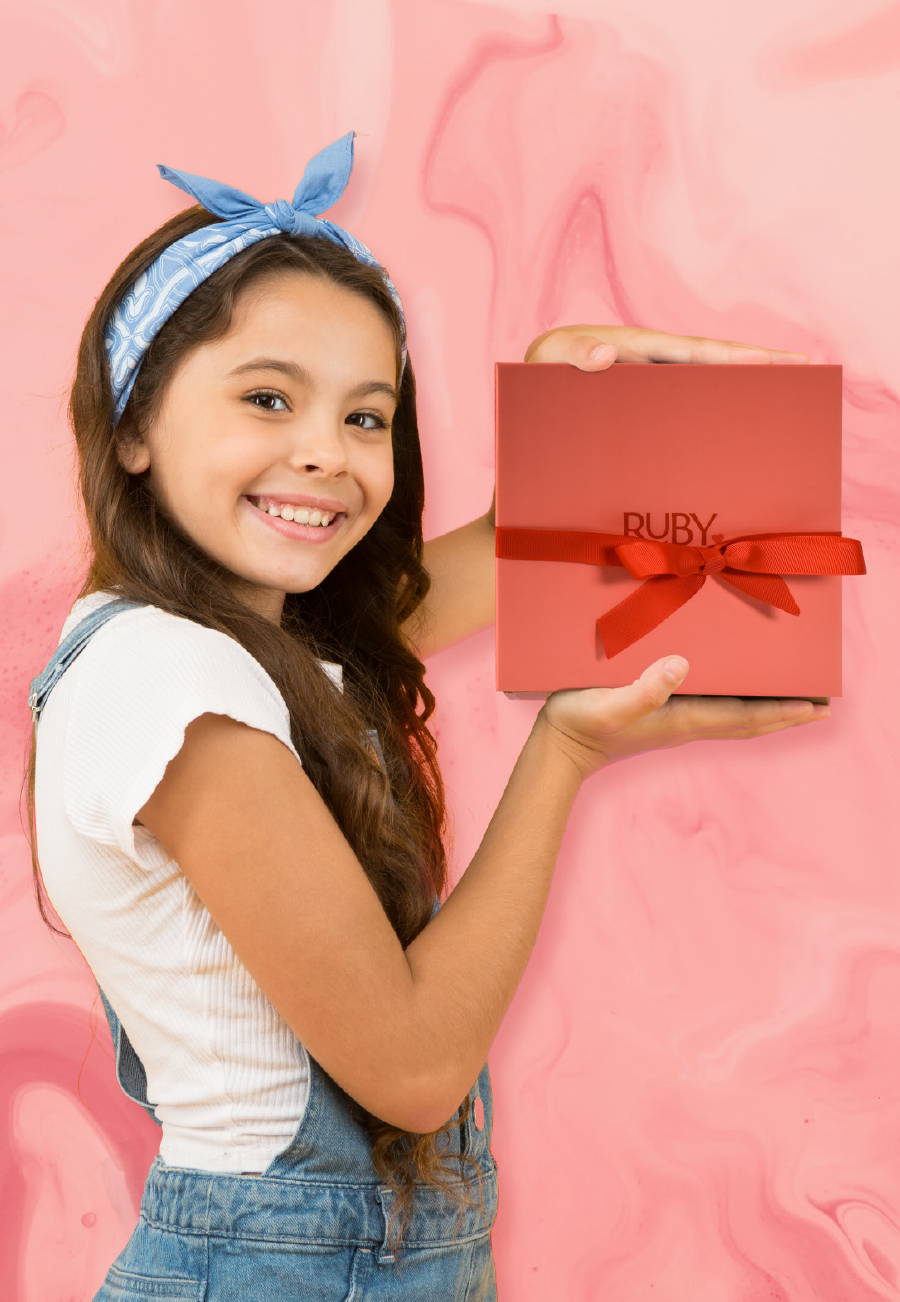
[104,130,407,427]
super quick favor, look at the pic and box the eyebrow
[226,356,399,404]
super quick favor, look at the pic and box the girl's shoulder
[59,588,345,694]
[52,589,313,860]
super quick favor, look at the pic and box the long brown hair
[21,203,487,1249]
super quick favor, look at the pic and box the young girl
[24,130,828,1301]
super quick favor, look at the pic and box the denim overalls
[29,597,499,1300]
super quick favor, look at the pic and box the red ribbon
[495,525,867,658]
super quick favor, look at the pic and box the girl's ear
[115,420,151,476]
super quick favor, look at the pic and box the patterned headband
[104,130,407,427]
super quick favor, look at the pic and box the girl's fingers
[702,712,827,741]
[525,331,617,368]
[668,694,822,736]
[523,324,811,369]
[610,328,810,365]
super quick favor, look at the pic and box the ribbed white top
[34,590,344,1172]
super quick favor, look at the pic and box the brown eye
[348,411,389,431]
[245,390,289,412]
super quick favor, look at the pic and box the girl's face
[116,271,399,624]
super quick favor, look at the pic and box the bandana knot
[264,198,317,235]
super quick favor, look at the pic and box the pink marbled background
[3,1,896,1298]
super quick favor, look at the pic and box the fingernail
[588,344,616,362]
[663,657,688,681]
[784,700,814,716]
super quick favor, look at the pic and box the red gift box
[494,361,866,701]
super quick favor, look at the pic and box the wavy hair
[21,203,487,1251]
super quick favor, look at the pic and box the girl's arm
[400,326,809,660]
[132,659,817,1136]
[131,702,582,1135]
[400,509,495,659]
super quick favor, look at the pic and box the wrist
[532,710,601,785]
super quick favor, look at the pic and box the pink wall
[4,1,895,1297]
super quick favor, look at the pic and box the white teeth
[253,498,337,526]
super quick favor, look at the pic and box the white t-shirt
[34,589,345,1173]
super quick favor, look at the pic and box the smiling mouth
[243,495,347,542]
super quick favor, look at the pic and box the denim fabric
[30,598,499,1298]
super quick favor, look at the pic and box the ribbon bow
[495,525,867,658]
[105,131,407,426]
[157,131,360,238]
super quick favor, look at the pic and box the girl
[24,130,827,1300]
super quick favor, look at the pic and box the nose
[284,415,351,478]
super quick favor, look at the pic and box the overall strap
[28,597,147,724]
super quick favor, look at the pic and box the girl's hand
[522,324,812,368]
[537,656,830,781]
